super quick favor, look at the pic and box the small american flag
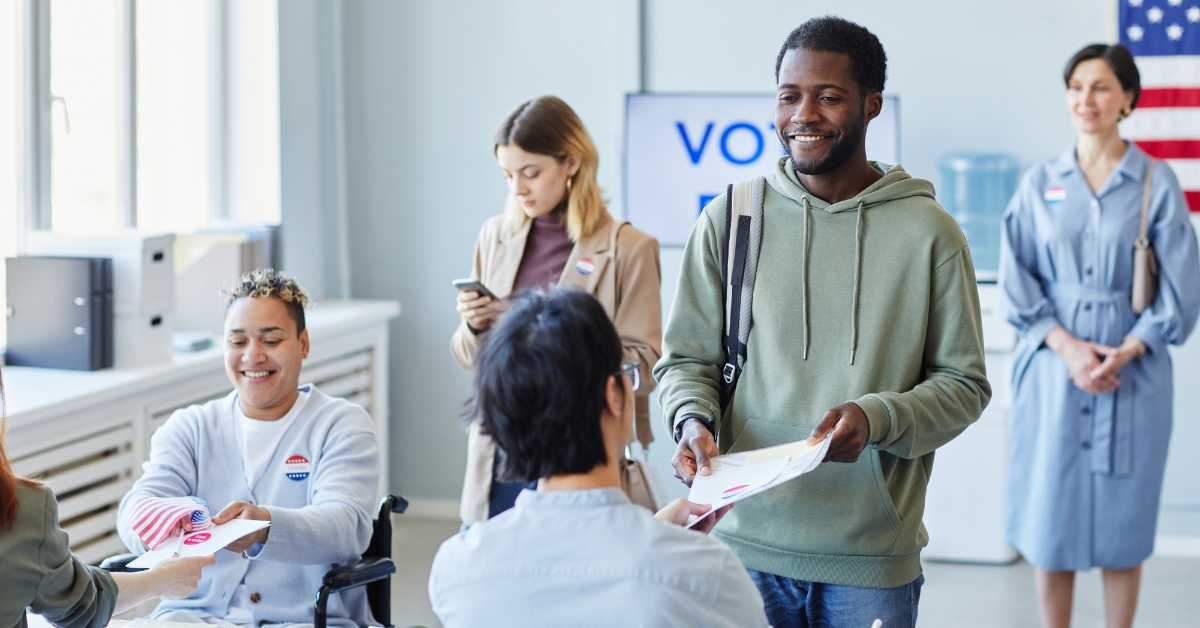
[128,496,212,550]
[1120,0,1200,211]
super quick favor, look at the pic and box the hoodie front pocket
[869,449,903,536]
[717,417,904,557]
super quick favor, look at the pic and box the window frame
[15,0,257,240]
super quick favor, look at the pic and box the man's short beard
[786,104,867,176]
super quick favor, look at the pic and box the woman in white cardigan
[116,270,381,628]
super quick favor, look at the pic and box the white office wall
[278,0,351,300]
[340,0,640,499]
[338,0,1137,505]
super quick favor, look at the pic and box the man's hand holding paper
[683,433,833,528]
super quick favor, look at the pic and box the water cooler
[923,154,1020,563]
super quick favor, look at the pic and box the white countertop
[3,299,400,423]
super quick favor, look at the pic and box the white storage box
[114,306,173,368]
[26,232,175,368]
[174,230,275,335]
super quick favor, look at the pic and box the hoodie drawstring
[801,197,811,361]
[850,200,865,365]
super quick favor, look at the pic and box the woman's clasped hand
[1045,327,1144,395]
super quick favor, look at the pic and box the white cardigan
[116,386,381,628]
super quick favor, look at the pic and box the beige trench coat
[450,211,662,525]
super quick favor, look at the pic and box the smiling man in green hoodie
[654,16,991,628]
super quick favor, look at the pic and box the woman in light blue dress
[1000,44,1200,628]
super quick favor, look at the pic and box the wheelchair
[102,494,410,628]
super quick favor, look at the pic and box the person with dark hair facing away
[429,288,767,628]
[114,269,381,627]
[450,95,662,525]
[1000,43,1200,628]
[0,365,212,628]
[655,16,990,628]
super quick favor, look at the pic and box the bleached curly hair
[222,268,310,333]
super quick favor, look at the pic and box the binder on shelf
[5,256,114,371]
[25,232,175,368]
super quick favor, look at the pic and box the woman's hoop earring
[1121,106,1133,120]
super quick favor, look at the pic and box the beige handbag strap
[1137,159,1157,248]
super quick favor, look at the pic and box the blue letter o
[720,123,764,165]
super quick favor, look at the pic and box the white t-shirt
[233,385,311,489]
[226,385,312,626]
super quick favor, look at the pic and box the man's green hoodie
[654,157,991,589]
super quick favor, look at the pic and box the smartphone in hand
[452,279,498,300]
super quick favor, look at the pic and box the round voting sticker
[285,455,311,481]
[576,258,595,275]
[722,484,751,500]
[185,533,211,545]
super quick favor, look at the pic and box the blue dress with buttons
[999,142,1200,571]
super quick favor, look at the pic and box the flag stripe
[1135,56,1200,88]
[1138,87,1200,108]
[1186,191,1200,212]
[1164,158,1200,189]
[1121,108,1200,140]
[1135,140,1200,159]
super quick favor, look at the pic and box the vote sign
[624,93,899,246]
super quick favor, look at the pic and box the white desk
[3,299,399,564]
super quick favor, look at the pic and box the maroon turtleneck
[513,208,574,293]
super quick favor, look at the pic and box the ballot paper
[685,433,832,528]
[127,519,270,569]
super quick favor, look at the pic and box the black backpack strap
[719,184,733,411]
[720,182,753,412]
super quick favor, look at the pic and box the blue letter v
[676,122,714,165]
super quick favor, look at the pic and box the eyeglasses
[616,362,641,392]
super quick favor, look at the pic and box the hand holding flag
[128,496,213,550]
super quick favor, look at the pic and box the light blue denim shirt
[428,488,769,628]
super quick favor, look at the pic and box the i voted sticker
[576,258,595,275]
[1044,186,1066,204]
[184,533,211,545]
[284,455,311,481]
[721,484,751,500]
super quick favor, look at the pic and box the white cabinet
[923,282,1018,564]
[3,300,399,564]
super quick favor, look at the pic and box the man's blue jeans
[748,570,923,628]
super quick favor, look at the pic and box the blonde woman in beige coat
[451,96,662,526]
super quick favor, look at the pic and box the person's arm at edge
[29,486,118,628]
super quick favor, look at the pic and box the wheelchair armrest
[380,494,408,517]
[322,557,396,593]
[100,554,141,572]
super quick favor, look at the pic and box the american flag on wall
[1120,0,1200,211]
[127,496,212,550]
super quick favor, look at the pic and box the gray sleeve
[29,487,118,628]
[254,407,381,564]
